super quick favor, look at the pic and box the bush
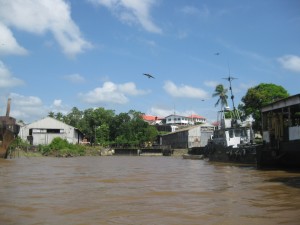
[39,137,85,156]
[38,144,51,155]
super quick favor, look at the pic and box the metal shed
[160,124,214,149]
[19,117,83,145]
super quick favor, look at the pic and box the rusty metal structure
[257,94,300,168]
[0,98,20,158]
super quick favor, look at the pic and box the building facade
[165,114,206,126]
[160,124,214,149]
[19,117,83,145]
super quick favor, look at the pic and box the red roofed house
[141,115,163,125]
[188,114,207,124]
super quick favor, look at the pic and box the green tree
[96,123,110,146]
[110,110,156,147]
[47,107,159,148]
[241,83,289,131]
[143,125,159,144]
[48,111,55,118]
[64,107,83,128]
[78,107,115,144]
[110,112,131,145]
[78,108,95,142]
[55,112,64,121]
[212,84,228,110]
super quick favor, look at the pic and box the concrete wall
[161,125,214,149]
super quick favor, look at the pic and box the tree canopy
[212,84,228,110]
[49,108,158,147]
[241,83,289,130]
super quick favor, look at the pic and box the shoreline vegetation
[8,148,187,158]
[8,137,187,158]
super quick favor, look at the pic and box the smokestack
[6,98,11,117]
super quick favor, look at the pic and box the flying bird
[143,73,155,79]
[214,52,220,56]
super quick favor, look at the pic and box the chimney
[6,98,11,117]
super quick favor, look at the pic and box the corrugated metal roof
[261,94,300,112]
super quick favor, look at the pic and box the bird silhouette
[214,52,220,56]
[143,73,155,79]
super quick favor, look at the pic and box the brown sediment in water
[1,157,300,225]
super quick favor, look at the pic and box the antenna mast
[223,75,240,121]
[223,75,237,111]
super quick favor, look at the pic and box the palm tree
[212,84,228,110]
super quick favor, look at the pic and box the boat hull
[182,154,204,160]
[205,143,257,165]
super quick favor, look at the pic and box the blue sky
[0,0,299,123]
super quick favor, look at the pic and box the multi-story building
[165,114,206,126]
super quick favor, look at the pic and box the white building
[165,114,189,125]
[19,117,84,145]
[188,114,206,124]
[165,114,206,126]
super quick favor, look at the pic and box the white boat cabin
[212,127,252,148]
[212,108,254,148]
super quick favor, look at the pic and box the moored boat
[204,76,258,165]
[182,154,204,160]
[204,108,257,164]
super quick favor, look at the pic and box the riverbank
[7,148,188,158]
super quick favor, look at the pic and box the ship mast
[223,75,240,121]
[223,75,236,111]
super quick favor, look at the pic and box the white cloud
[278,55,300,73]
[10,93,43,107]
[163,81,209,99]
[88,0,162,33]
[204,80,219,88]
[0,0,92,57]
[7,93,70,123]
[50,99,70,115]
[79,81,147,104]
[8,93,46,121]
[0,61,24,88]
[118,82,148,95]
[53,99,62,107]
[64,74,86,83]
[0,22,28,55]
[149,106,200,118]
[149,106,174,117]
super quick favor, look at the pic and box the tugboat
[0,98,20,158]
[204,76,257,164]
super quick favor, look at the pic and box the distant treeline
[48,108,158,147]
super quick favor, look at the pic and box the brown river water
[1,156,300,225]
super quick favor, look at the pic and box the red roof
[212,121,219,126]
[142,115,163,121]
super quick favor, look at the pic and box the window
[229,130,234,138]
[47,129,61,134]
[235,129,241,137]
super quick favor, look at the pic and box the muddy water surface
[1,156,300,225]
